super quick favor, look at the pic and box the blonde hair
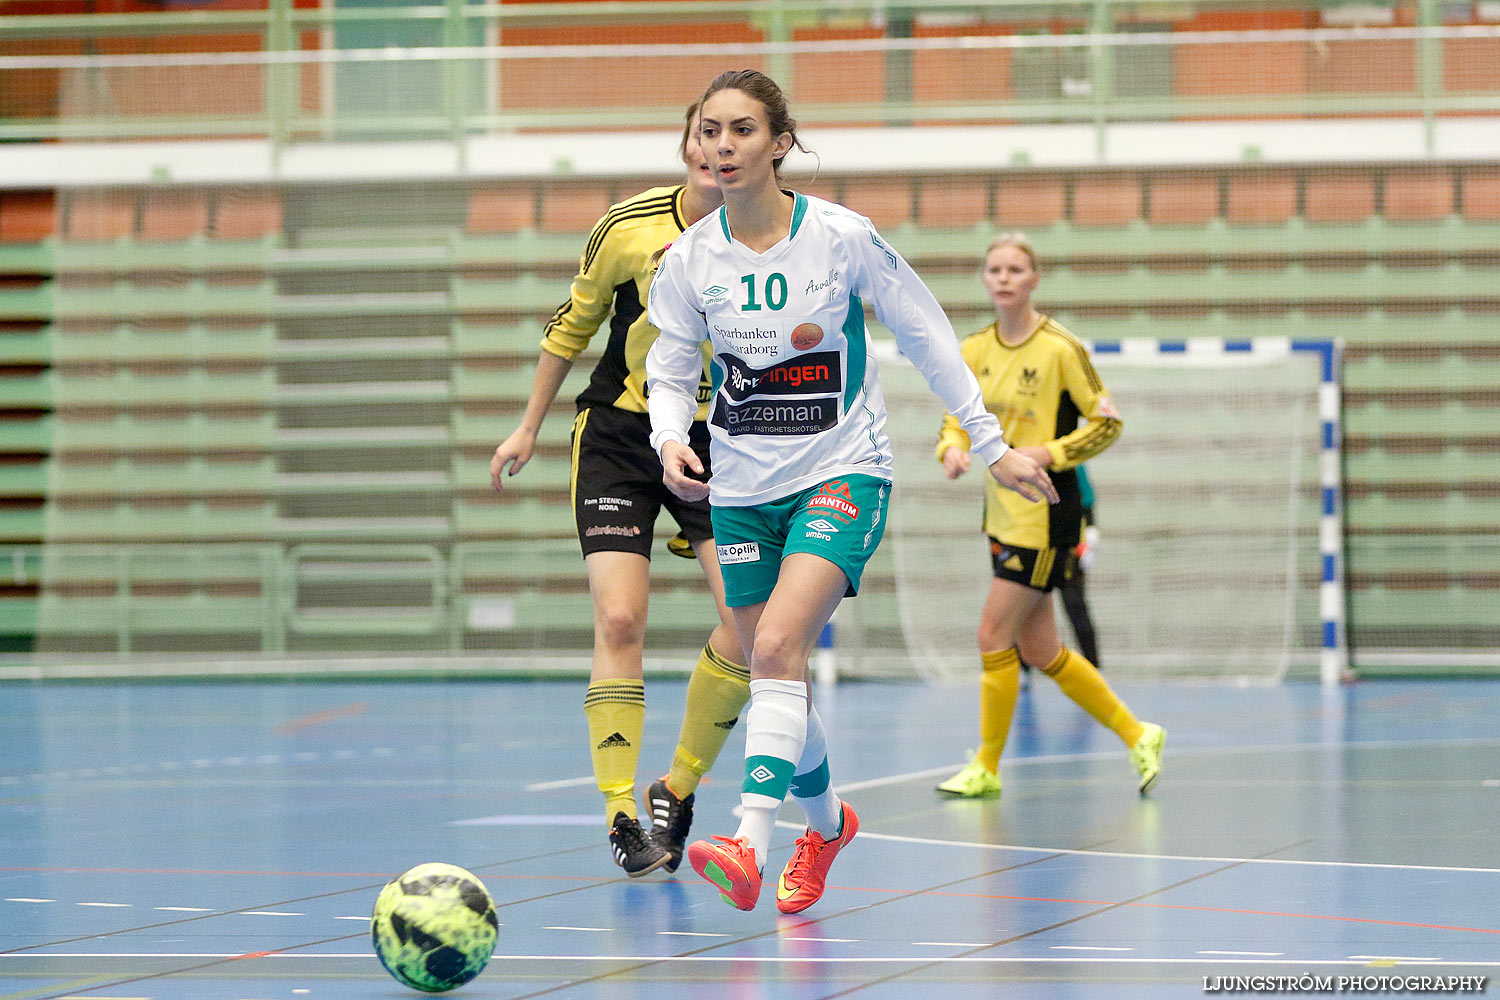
[984,232,1039,272]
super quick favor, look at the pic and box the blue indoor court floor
[1,674,1497,999]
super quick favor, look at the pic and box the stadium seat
[1383,168,1455,221]
[538,182,615,235]
[916,177,991,228]
[1149,173,1220,225]
[211,189,282,240]
[1304,172,1377,223]
[0,191,57,242]
[841,178,914,231]
[140,191,209,242]
[467,185,536,234]
[1227,170,1298,224]
[1461,167,1500,220]
[1072,173,1142,226]
[63,190,137,241]
[994,175,1066,228]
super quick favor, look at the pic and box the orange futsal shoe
[687,836,762,911]
[775,801,859,914]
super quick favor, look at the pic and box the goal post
[847,336,1346,688]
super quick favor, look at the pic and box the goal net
[844,336,1343,686]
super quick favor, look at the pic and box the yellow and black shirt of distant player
[935,314,1122,592]
[540,184,713,417]
[544,185,715,560]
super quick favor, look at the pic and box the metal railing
[2,1,1497,160]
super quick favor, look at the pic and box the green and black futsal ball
[371,863,498,992]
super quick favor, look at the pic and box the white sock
[734,677,807,865]
[790,705,843,839]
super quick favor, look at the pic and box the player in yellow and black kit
[933,233,1166,799]
[490,104,751,877]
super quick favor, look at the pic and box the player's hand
[940,445,971,480]
[660,440,710,502]
[988,449,1058,505]
[490,428,537,492]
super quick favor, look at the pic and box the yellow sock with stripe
[584,678,646,825]
[1043,647,1146,747]
[667,644,752,798]
[976,648,1022,774]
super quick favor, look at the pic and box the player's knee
[977,621,1010,652]
[749,626,807,679]
[594,605,647,651]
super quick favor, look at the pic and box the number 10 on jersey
[741,272,788,312]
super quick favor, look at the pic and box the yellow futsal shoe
[935,754,1001,798]
[1130,723,1166,795]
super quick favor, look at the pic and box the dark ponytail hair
[700,69,812,177]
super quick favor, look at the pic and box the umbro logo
[596,731,631,749]
[749,765,776,784]
[806,519,839,533]
[714,718,739,730]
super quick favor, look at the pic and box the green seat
[0,509,43,543]
[0,329,49,364]
[52,413,275,453]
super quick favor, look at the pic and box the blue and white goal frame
[1087,337,1348,686]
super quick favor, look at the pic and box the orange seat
[140,190,209,242]
[0,190,57,242]
[1227,170,1298,224]
[1150,174,1220,225]
[64,190,137,241]
[212,189,282,240]
[1384,168,1454,221]
[1461,167,1500,221]
[994,176,1065,228]
[917,177,990,228]
[841,177,914,231]
[467,185,535,234]
[1304,172,1376,223]
[1073,173,1141,227]
[539,182,615,235]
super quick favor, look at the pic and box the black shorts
[570,405,714,559]
[988,539,1078,593]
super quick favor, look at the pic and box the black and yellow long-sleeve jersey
[935,315,1122,549]
[540,185,712,419]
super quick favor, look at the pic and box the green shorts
[711,474,891,608]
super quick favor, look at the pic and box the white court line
[1200,950,1284,956]
[544,926,610,932]
[658,931,730,938]
[1052,946,1134,952]
[154,906,213,912]
[785,937,859,943]
[525,776,597,791]
[77,902,131,908]
[1349,955,1442,962]
[8,954,1500,967]
[241,910,303,917]
[5,897,55,903]
[835,827,1500,875]
[831,736,1500,796]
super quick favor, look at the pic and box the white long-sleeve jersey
[646,192,1008,506]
